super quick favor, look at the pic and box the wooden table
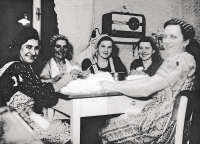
[48,92,150,144]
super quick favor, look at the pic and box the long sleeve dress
[0,61,70,144]
[99,52,196,144]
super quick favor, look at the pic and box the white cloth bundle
[60,72,115,94]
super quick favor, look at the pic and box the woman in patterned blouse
[99,18,198,143]
[0,27,73,143]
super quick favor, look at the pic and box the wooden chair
[172,95,193,144]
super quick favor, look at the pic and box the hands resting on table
[52,69,90,92]
[70,69,90,80]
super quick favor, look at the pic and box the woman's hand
[61,73,73,82]
[41,74,62,84]
[51,74,62,83]
[130,67,145,75]
[78,70,90,79]
[70,69,82,80]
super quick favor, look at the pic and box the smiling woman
[82,34,127,75]
[130,36,163,76]
[98,18,198,144]
[0,27,72,143]
[40,34,82,84]
[19,39,40,63]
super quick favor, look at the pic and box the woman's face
[53,39,68,60]
[97,40,112,59]
[19,39,40,63]
[163,25,189,55]
[138,42,155,61]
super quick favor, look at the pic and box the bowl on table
[110,72,127,81]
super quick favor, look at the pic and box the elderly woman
[0,27,72,143]
[130,36,163,76]
[40,34,82,83]
[99,18,198,143]
[82,34,127,75]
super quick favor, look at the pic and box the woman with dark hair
[40,34,82,84]
[82,34,127,75]
[98,18,199,143]
[0,27,71,143]
[130,36,163,76]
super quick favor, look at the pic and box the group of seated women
[0,18,200,144]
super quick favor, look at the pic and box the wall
[181,0,200,41]
[54,0,200,72]
[54,0,94,64]
[93,0,181,72]
[92,0,200,72]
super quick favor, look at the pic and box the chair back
[172,96,190,144]
[172,96,193,144]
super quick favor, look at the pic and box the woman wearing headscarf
[40,34,82,83]
[98,18,199,143]
[82,34,127,75]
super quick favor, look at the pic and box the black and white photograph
[0,0,200,143]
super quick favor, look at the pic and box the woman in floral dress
[99,18,198,143]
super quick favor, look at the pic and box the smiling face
[19,39,40,63]
[97,40,113,59]
[163,25,189,56]
[138,42,155,61]
[53,39,68,60]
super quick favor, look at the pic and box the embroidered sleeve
[0,63,58,113]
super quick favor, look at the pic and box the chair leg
[178,90,200,144]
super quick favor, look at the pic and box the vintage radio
[102,12,145,38]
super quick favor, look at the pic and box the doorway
[0,0,33,67]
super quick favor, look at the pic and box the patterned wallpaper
[92,0,200,72]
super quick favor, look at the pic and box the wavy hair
[136,36,162,62]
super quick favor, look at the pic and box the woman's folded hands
[53,69,91,92]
